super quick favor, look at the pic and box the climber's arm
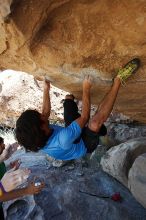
[76,76,92,128]
[0,181,44,202]
[42,79,51,120]
[0,187,30,202]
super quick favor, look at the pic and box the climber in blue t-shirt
[15,58,140,160]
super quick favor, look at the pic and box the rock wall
[0,70,68,127]
[128,153,146,209]
[3,149,146,219]
[101,138,146,209]
[0,0,146,122]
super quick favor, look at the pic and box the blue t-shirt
[40,121,87,160]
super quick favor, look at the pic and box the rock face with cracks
[128,153,146,209]
[101,137,146,187]
[101,138,146,209]
[0,70,68,127]
[3,149,146,220]
[0,0,146,122]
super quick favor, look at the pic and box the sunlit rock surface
[128,153,146,209]
[0,70,68,127]
[101,138,146,209]
[101,137,146,187]
[0,0,146,122]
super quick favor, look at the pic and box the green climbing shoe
[117,58,140,83]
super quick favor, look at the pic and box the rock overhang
[0,0,146,122]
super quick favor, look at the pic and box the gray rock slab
[3,150,146,220]
[128,153,146,209]
[101,137,146,187]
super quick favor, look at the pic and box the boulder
[0,0,146,122]
[100,138,146,187]
[106,122,146,143]
[3,149,146,220]
[128,153,146,209]
[0,70,68,127]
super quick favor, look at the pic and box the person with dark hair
[15,110,49,152]
[15,58,140,160]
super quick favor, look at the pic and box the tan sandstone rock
[0,0,146,122]
[101,138,146,187]
[128,153,146,209]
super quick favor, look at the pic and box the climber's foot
[116,58,141,83]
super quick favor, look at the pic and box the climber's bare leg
[88,77,121,132]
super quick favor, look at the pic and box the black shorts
[82,126,99,153]
[63,99,81,127]
[63,99,107,153]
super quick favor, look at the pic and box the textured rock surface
[0,70,68,127]
[0,0,146,122]
[0,69,109,127]
[2,69,146,140]
[106,122,146,143]
[3,149,146,220]
[100,138,146,187]
[128,153,146,209]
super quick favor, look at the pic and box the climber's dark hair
[0,137,4,145]
[15,110,48,152]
